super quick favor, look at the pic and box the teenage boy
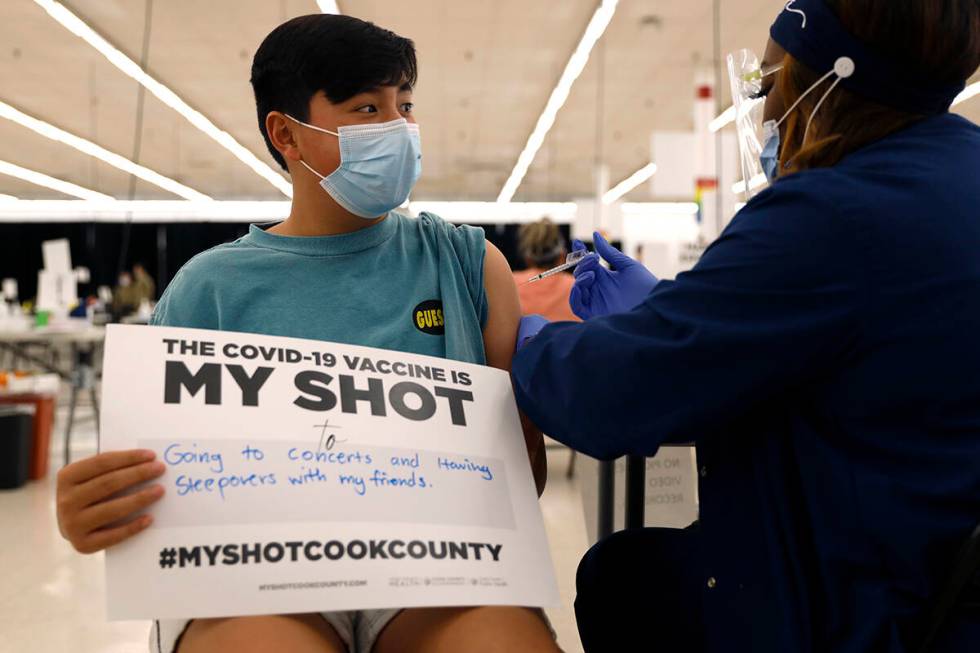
[56,14,557,653]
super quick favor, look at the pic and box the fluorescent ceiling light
[710,97,765,133]
[0,200,290,223]
[316,0,340,13]
[409,201,578,224]
[709,105,736,132]
[713,79,978,131]
[0,159,114,200]
[602,163,657,204]
[0,99,209,200]
[732,173,767,195]
[0,199,578,224]
[32,0,292,198]
[952,80,979,107]
[621,202,699,216]
[497,0,619,203]
[0,199,700,224]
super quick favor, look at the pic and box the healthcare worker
[512,1,980,651]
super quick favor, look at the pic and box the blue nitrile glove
[569,232,659,320]
[517,314,549,350]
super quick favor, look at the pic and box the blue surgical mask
[285,115,422,219]
[760,119,781,183]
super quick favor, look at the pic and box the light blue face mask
[760,119,781,183]
[285,115,422,219]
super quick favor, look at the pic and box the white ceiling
[0,0,977,202]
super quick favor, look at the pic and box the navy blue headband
[770,0,965,115]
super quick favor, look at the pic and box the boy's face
[269,82,416,179]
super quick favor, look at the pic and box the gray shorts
[151,608,554,652]
[150,609,400,653]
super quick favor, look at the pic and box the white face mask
[284,115,422,219]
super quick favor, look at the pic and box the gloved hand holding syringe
[522,249,596,284]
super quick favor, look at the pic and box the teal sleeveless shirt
[150,212,488,365]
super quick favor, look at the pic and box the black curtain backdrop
[0,222,569,303]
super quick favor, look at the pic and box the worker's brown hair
[777,0,980,173]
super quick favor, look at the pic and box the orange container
[0,393,56,479]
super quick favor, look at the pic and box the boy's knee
[178,614,345,653]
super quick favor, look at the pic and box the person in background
[112,264,156,316]
[112,270,139,315]
[511,218,579,323]
[132,262,156,304]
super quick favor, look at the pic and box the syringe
[523,249,595,284]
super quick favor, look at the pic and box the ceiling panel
[0,0,975,202]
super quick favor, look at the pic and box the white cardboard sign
[102,325,559,620]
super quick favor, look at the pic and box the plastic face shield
[727,49,783,198]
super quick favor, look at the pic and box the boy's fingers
[77,484,164,533]
[59,450,157,486]
[76,514,153,554]
[70,460,166,509]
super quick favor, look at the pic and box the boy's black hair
[250,14,418,171]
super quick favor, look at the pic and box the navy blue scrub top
[512,113,980,652]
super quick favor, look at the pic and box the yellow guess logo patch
[413,300,445,335]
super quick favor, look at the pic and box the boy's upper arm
[481,241,521,372]
[482,240,547,495]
